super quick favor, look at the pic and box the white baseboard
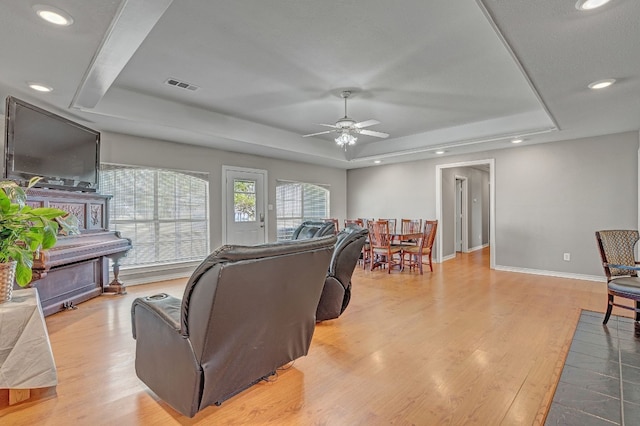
[109,262,198,286]
[112,271,192,287]
[494,265,604,283]
[441,253,457,262]
[468,243,489,252]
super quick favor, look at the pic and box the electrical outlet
[563,253,571,261]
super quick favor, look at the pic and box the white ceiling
[1,0,638,169]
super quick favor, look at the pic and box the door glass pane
[234,179,256,222]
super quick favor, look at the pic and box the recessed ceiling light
[28,82,53,92]
[373,160,382,164]
[435,150,445,155]
[33,5,74,26]
[588,78,616,89]
[575,0,611,10]
[511,138,524,144]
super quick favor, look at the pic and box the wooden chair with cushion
[368,220,402,273]
[379,218,397,234]
[359,218,375,230]
[595,230,640,324]
[400,218,422,246]
[401,220,438,274]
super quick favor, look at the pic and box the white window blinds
[100,164,210,268]
[275,180,329,240]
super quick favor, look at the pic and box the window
[276,180,329,240]
[233,179,256,222]
[100,164,209,268]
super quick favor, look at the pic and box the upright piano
[22,188,132,316]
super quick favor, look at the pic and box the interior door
[455,178,463,252]
[223,167,267,245]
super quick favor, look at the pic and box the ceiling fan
[302,91,389,147]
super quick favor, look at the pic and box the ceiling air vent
[165,78,199,91]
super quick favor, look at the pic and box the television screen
[4,96,100,192]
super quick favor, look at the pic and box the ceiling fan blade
[302,130,334,137]
[360,129,389,138]
[355,119,380,129]
[315,123,339,128]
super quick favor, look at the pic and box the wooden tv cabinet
[17,188,132,316]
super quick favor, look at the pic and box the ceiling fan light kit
[303,90,389,148]
[335,132,357,147]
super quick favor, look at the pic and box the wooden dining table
[390,231,422,244]
[367,230,423,271]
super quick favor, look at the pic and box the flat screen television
[4,96,100,192]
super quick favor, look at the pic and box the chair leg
[603,294,614,324]
[428,253,433,272]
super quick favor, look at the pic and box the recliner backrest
[329,224,368,287]
[291,220,336,240]
[178,235,336,408]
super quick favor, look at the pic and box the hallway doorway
[435,159,495,269]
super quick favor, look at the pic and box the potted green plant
[0,177,78,301]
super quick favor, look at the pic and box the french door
[222,166,267,245]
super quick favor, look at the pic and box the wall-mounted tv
[4,96,100,192]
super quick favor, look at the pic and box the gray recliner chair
[291,220,336,240]
[316,224,368,322]
[131,235,336,417]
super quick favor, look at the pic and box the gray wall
[347,160,437,221]
[99,132,348,249]
[347,131,639,277]
[496,132,637,276]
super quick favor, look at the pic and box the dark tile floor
[545,310,640,425]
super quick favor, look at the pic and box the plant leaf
[57,214,80,236]
[27,176,43,189]
[0,188,10,213]
[0,180,26,208]
[25,231,44,251]
[15,262,33,287]
[30,207,68,219]
[42,226,57,249]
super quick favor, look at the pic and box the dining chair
[368,220,402,273]
[344,219,363,228]
[595,230,640,324]
[379,218,397,234]
[400,218,422,245]
[401,220,438,274]
[359,218,375,230]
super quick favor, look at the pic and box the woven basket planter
[0,261,17,303]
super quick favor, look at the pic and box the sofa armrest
[131,293,182,339]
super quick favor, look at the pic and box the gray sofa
[130,235,336,417]
[316,224,368,321]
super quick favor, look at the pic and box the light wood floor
[0,248,627,425]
